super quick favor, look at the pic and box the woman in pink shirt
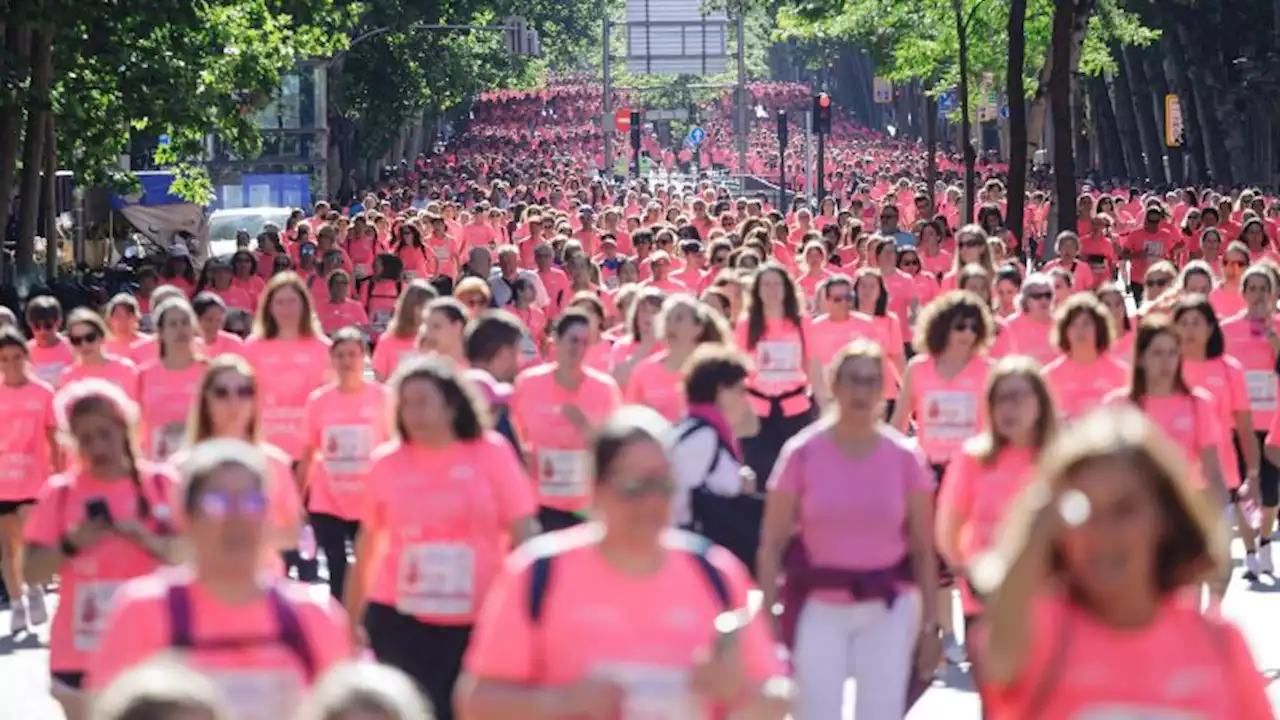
[297,328,391,601]
[989,273,1058,367]
[102,293,151,365]
[347,357,538,720]
[24,379,180,719]
[1210,240,1250,319]
[230,249,266,306]
[137,299,207,462]
[371,280,436,381]
[852,266,906,383]
[937,357,1056,637]
[25,295,74,386]
[417,296,468,366]
[60,308,140,397]
[979,405,1271,720]
[316,270,372,336]
[759,339,940,720]
[196,258,255,315]
[626,294,729,421]
[1041,293,1129,422]
[459,406,790,720]
[192,293,246,360]
[609,286,666,386]
[939,225,994,291]
[0,328,58,634]
[87,439,354,717]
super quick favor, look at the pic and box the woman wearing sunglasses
[86,439,354,718]
[59,308,140,397]
[25,295,73,387]
[459,406,790,720]
[23,379,180,720]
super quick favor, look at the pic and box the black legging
[310,512,360,600]
[741,392,818,489]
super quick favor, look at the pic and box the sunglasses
[827,293,852,303]
[195,490,268,520]
[952,320,980,334]
[880,214,897,221]
[1146,277,1172,289]
[613,476,677,500]
[959,239,985,248]
[1025,291,1053,301]
[209,384,254,400]
[1225,260,1247,268]
[900,259,921,268]
[69,331,101,346]
[30,317,57,329]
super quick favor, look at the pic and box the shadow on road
[0,631,45,656]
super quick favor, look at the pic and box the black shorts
[1235,430,1280,507]
[51,671,84,690]
[0,499,35,516]
[931,463,955,587]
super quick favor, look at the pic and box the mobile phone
[85,498,113,524]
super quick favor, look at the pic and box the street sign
[873,77,893,104]
[646,108,689,122]
[1165,94,1183,147]
[999,105,1010,120]
[688,126,706,146]
[158,134,171,146]
[615,108,632,134]
[938,91,956,114]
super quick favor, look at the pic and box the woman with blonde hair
[977,406,1269,718]
[940,225,994,291]
[624,293,730,421]
[371,279,437,381]
[137,299,206,461]
[300,661,434,720]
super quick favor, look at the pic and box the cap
[578,204,595,216]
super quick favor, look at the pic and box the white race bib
[433,245,450,260]
[538,448,588,498]
[1074,707,1203,720]
[593,662,699,720]
[152,422,186,460]
[1143,240,1164,259]
[33,362,64,386]
[323,425,374,476]
[73,580,122,651]
[1245,370,1277,412]
[371,310,393,334]
[396,542,475,616]
[209,668,302,720]
[354,263,372,279]
[755,340,802,382]
[923,390,978,440]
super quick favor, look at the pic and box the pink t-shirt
[60,356,140,398]
[244,337,333,459]
[371,333,417,381]
[23,463,178,672]
[1219,312,1280,430]
[982,595,1271,720]
[990,314,1056,367]
[0,379,56,501]
[937,447,1036,613]
[316,298,370,335]
[205,330,246,359]
[302,382,391,519]
[1104,389,1219,489]
[28,338,74,387]
[361,433,537,625]
[769,423,931,602]
[623,351,687,421]
[908,355,991,464]
[1183,356,1250,489]
[87,572,353,716]
[735,317,813,417]
[463,526,782,717]
[138,360,207,461]
[511,364,623,513]
[1042,355,1130,422]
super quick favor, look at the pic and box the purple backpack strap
[166,583,195,649]
[267,587,317,682]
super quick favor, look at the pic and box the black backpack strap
[528,554,554,623]
[677,419,727,486]
[167,583,195,650]
[268,587,317,682]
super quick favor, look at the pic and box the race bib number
[923,391,978,440]
[433,246,450,260]
[371,310,393,334]
[152,422,186,460]
[1143,240,1164,259]
[396,542,475,616]
[593,663,699,720]
[33,363,64,386]
[1074,707,1203,720]
[755,340,802,382]
[519,332,540,363]
[210,668,301,720]
[1245,370,1277,412]
[538,448,588,498]
[323,425,374,476]
[73,581,122,652]
[354,263,372,279]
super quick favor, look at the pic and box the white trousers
[791,590,921,720]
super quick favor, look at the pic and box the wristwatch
[921,621,943,637]
[59,534,80,558]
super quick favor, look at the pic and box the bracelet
[59,534,80,558]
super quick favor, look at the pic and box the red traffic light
[818,93,831,108]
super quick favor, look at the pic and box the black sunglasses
[69,331,101,346]
[209,385,255,400]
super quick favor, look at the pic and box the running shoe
[1244,553,1261,582]
[8,601,27,635]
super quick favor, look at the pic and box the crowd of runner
[0,79,1277,720]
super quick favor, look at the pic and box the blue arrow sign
[158,134,171,146]
[999,105,1010,119]
[938,91,957,114]
[688,126,706,146]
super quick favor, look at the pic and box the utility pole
[777,110,788,210]
[735,14,748,175]
[602,0,613,182]
[805,110,814,206]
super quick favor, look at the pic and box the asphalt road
[1,539,1278,720]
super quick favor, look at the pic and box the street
[2,540,1278,719]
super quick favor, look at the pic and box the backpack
[674,420,764,573]
[526,532,730,623]
[166,583,317,682]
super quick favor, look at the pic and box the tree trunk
[1027,0,1091,161]
[1143,47,1182,184]
[1106,49,1146,179]
[1088,76,1125,180]
[42,112,55,282]
[1050,0,1083,233]
[1174,20,1231,186]
[15,27,50,281]
[1006,0,1028,243]
[1159,21,1207,184]
[1120,43,1166,183]
[925,90,938,207]
[1072,78,1091,176]
[953,0,975,226]
[0,20,31,281]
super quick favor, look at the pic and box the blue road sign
[938,91,957,114]
[159,134,171,146]
[999,105,1010,119]
[688,126,706,146]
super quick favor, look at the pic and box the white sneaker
[1261,543,1274,575]
[9,601,27,635]
[26,588,48,626]
[1245,553,1262,581]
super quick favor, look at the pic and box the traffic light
[813,92,832,134]
[630,110,641,151]
[777,110,789,149]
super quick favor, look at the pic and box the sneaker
[26,588,48,626]
[9,601,27,635]
[1261,541,1274,576]
[1245,553,1261,582]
